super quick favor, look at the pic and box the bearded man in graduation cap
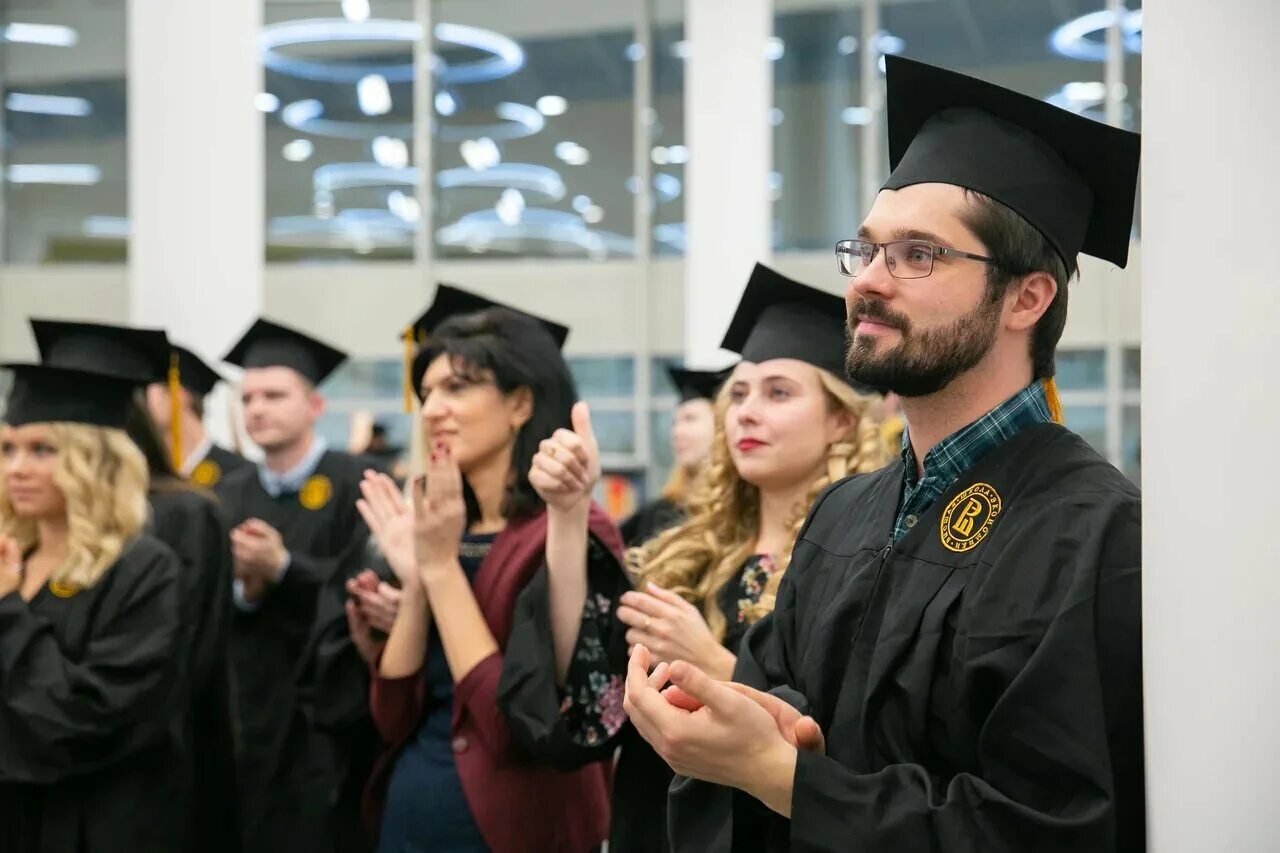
[624,56,1144,853]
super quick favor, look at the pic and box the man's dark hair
[126,391,192,495]
[189,393,205,420]
[959,190,1077,381]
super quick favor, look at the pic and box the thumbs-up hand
[529,401,601,514]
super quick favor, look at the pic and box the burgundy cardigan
[365,505,624,853]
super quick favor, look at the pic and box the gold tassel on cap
[1044,376,1064,426]
[402,328,416,413]
[168,353,184,472]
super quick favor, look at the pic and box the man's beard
[845,295,1001,398]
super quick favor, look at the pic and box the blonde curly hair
[631,368,893,642]
[0,422,150,589]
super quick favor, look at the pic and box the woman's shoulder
[90,533,184,603]
[121,532,183,569]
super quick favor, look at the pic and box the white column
[683,0,772,364]
[412,0,433,269]
[633,0,655,466]
[1143,2,1280,851]
[127,0,263,356]
[859,0,883,217]
[1103,0,1126,469]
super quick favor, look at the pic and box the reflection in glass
[263,1,417,262]
[772,2,864,252]
[2,0,128,263]
[650,355,682,398]
[1123,347,1140,390]
[567,356,635,399]
[315,411,355,451]
[1122,403,1141,485]
[317,409,414,456]
[1063,405,1106,458]
[323,358,407,400]
[591,409,636,455]
[651,0,686,256]
[775,0,1138,252]
[432,0,635,261]
[650,407,675,475]
[1055,349,1106,392]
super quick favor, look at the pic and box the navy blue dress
[377,534,496,853]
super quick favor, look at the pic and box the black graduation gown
[668,423,1145,853]
[0,535,189,853]
[191,443,253,489]
[305,545,392,853]
[215,450,373,853]
[149,486,242,853]
[620,498,684,548]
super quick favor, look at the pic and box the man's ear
[1004,271,1057,333]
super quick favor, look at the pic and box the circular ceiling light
[281,98,412,140]
[260,19,523,85]
[437,164,566,202]
[437,102,545,142]
[536,95,568,117]
[281,98,541,142]
[1050,9,1143,62]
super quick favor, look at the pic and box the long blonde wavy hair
[632,368,893,642]
[0,422,150,588]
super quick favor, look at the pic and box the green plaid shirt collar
[893,382,1053,543]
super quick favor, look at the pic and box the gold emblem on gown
[940,482,1002,553]
[299,474,333,511]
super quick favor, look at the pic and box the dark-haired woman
[359,307,624,853]
[125,394,242,853]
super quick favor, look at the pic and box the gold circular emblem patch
[299,474,333,511]
[191,459,222,487]
[939,482,1003,553]
[48,579,81,598]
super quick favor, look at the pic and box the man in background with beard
[624,56,1145,853]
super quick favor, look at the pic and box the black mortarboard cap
[881,55,1140,268]
[406,284,570,349]
[2,364,139,428]
[667,366,731,404]
[172,345,225,397]
[223,318,347,385]
[31,318,170,384]
[403,283,571,409]
[720,263,850,381]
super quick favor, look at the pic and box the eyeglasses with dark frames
[835,238,995,280]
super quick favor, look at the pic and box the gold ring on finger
[548,445,558,461]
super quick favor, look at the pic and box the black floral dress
[500,541,780,853]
